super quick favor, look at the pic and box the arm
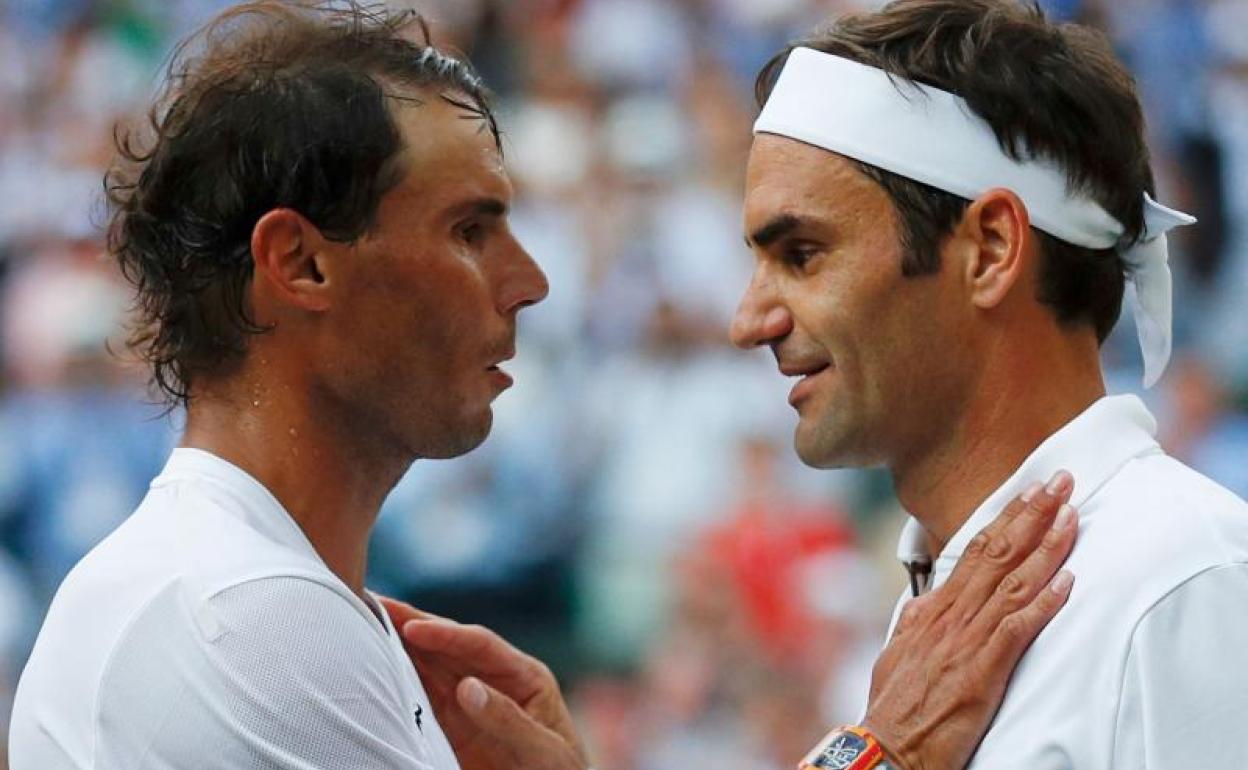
[385,471,1078,770]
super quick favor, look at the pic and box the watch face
[810,732,869,770]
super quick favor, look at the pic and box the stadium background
[1,0,1246,767]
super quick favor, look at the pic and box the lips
[487,348,516,389]
[785,362,832,407]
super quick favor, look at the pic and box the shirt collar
[152,447,323,566]
[897,394,1163,583]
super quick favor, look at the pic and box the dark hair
[755,0,1154,343]
[107,1,499,409]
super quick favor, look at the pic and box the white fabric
[887,395,1248,769]
[753,48,1196,386]
[9,448,461,770]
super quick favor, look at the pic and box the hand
[380,599,589,770]
[861,471,1079,770]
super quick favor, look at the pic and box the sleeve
[96,576,433,770]
[1111,563,1248,770]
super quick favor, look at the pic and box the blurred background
[2,0,1247,767]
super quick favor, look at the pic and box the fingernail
[1020,482,1043,503]
[460,677,488,713]
[1054,504,1077,531]
[1050,570,1074,594]
[1045,470,1073,497]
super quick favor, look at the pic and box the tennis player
[13,3,1079,769]
[728,1,1248,768]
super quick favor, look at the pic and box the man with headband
[730,0,1248,768]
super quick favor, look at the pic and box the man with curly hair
[10,3,1080,769]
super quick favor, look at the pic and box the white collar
[897,395,1163,581]
[152,448,397,636]
[152,447,323,567]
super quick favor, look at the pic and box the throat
[892,389,1102,551]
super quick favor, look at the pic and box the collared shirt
[888,395,1248,769]
[10,448,461,770]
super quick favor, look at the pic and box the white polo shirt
[9,448,461,770]
[889,395,1248,769]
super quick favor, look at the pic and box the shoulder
[1076,453,1248,574]
[93,576,417,766]
[103,573,393,693]
[1051,453,1247,628]
[201,575,393,683]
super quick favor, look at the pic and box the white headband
[754,47,1196,387]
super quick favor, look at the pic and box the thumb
[456,676,545,749]
[456,677,587,770]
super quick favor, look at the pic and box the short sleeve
[1111,564,1248,769]
[96,577,431,769]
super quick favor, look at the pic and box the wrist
[859,717,914,770]
[799,724,886,770]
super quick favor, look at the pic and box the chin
[408,408,494,460]
[793,420,864,470]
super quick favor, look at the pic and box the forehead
[743,134,888,229]
[386,92,510,212]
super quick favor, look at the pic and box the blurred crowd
[2,0,1247,767]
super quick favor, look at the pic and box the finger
[969,502,1077,631]
[983,568,1075,672]
[403,620,548,680]
[411,652,465,698]
[404,620,552,702]
[457,676,558,757]
[942,470,1073,608]
[378,596,440,628]
[402,618,496,658]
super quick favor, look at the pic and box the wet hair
[107,1,499,409]
[756,0,1155,343]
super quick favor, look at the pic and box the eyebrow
[745,214,803,249]
[450,197,509,220]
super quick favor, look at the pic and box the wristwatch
[798,725,885,770]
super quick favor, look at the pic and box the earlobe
[250,209,332,312]
[964,189,1030,311]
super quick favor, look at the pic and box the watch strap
[798,724,885,770]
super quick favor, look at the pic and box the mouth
[784,362,832,407]
[487,351,515,389]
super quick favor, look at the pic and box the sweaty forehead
[388,95,510,206]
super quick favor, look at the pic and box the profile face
[322,92,549,460]
[731,135,965,470]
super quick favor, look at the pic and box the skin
[182,86,1079,770]
[183,91,549,599]
[732,135,1106,549]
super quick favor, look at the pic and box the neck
[893,330,1105,552]
[181,365,411,600]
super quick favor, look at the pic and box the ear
[954,188,1033,311]
[250,208,332,313]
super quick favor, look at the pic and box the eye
[781,241,822,269]
[455,221,485,245]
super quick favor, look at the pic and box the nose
[730,271,792,349]
[498,236,550,315]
